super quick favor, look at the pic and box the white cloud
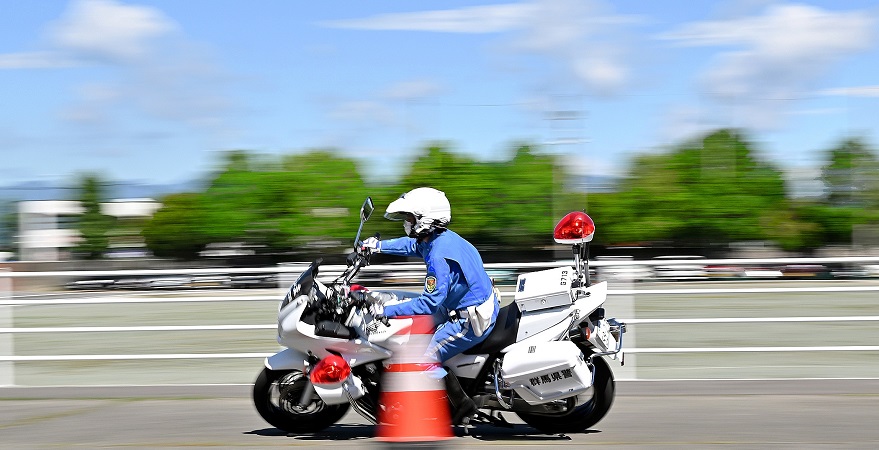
[789,107,846,116]
[0,0,174,69]
[321,3,533,33]
[48,0,175,64]
[0,0,237,140]
[0,51,78,69]
[0,0,177,69]
[322,0,642,95]
[659,3,875,129]
[819,85,879,97]
[659,3,873,52]
[513,0,640,93]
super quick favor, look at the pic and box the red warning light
[309,354,351,385]
[553,211,595,244]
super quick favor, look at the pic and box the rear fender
[571,281,608,318]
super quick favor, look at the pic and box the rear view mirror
[353,197,375,249]
[361,197,374,222]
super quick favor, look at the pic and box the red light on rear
[309,355,351,385]
[553,211,595,244]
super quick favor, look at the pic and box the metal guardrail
[2,258,879,382]
[3,256,879,278]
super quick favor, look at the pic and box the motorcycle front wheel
[515,355,615,434]
[252,368,350,433]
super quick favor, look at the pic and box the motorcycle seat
[462,301,521,355]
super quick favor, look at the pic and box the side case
[500,341,593,405]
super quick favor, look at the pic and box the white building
[17,199,162,261]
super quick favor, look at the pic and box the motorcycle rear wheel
[515,355,615,434]
[252,368,350,433]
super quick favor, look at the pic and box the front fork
[294,353,318,411]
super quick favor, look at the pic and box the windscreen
[281,259,321,309]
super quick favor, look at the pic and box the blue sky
[1,0,878,188]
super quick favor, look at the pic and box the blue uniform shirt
[379,229,493,318]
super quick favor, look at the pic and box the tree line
[67,128,879,261]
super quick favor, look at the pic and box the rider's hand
[361,236,381,253]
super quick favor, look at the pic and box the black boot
[444,371,477,425]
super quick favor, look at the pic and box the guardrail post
[606,270,638,381]
[0,269,13,386]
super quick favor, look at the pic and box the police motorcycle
[252,197,626,434]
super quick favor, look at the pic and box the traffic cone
[376,314,453,444]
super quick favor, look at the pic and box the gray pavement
[2,380,879,448]
[3,280,879,447]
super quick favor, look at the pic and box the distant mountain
[111,179,205,199]
[0,179,204,203]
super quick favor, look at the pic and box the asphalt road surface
[3,379,879,449]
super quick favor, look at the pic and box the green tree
[144,150,371,260]
[821,138,879,206]
[810,137,879,245]
[73,174,114,259]
[0,200,17,255]
[395,144,559,249]
[588,129,806,249]
[277,150,370,248]
[143,193,211,259]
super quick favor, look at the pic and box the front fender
[264,348,309,371]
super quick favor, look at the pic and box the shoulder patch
[424,275,437,293]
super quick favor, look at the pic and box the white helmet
[384,187,452,237]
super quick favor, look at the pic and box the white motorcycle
[252,197,626,434]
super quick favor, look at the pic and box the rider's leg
[443,369,477,424]
[428,316,486,362]
[430,317,483,424]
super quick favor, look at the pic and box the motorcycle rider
[361,187,500,424]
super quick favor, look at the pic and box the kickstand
[458,410,515,436]
[474,410,514,428]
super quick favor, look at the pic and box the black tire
[252,368,350,433]
[515,355,616,434]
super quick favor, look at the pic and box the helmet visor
[384,195,415,221]
[383,211,408,221]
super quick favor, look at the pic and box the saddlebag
[500,341,593,405]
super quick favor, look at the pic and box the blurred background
[1,0,878,274]
[1,1,879,386]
